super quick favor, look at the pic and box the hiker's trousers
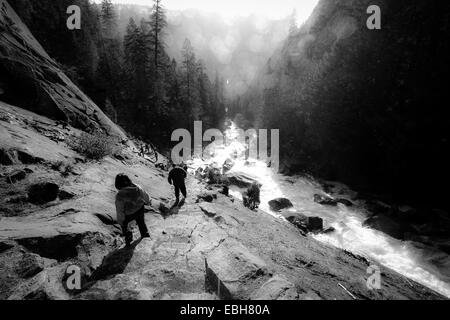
[174,182,187,200]
[121,206,149,244]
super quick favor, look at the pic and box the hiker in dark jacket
[115,174,151,246]
[168,164,188,204]
[243,182,261,210]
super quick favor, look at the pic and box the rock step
[205,238,271,300]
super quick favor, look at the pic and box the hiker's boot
[124,234,133,247]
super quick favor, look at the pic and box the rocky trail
[0,101,445,300]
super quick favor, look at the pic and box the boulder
[225,172,260,189]
[268,198,293,211]
[220,185,229,196]
[307,217,324,232]
[365,200,394,216]
[314,194,338,206]
[397,207,430,225]
[286,214,324,234]
[158,202,170,215]
[204,166,224,185]
[16,150,45,165]
[0,241,14,253]
[0,245,57,299]
[195,167,207,180]
[6,169,27,184]
[27,182,60,204]
[222,159,235,173]
[321,227,336,234]
[205,239,270,300]
[363,215,406,240]
[6,264,71,300]
[196,192,217,203]
[251,276,299,300]
[199,203,218,218]
[337,199,354,207]
[6,195,28,204]
[58,190,75,200]
[0,148,18,165]
[298,291,323,300]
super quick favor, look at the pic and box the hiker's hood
[116,185,141,200]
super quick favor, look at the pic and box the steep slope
[0,102,445,300]
[0,0,126,139]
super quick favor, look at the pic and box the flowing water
[188,122,450,298]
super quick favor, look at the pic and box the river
[188,122,450,298]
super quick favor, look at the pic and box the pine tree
[97,0,122,112]
[149,0,168,77]
[288,9,298,36]
[181,38,196,114]
[100,0,117,39]
[197,60,212,124]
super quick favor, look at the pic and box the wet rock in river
[337,198,354,207]
[225,172,260,189]
[222,158,235,173]
[286,214,324,234]
[314,194,338,206]
[269,198,293,211]
[363,215,406,240]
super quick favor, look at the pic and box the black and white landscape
[0,0,449,301]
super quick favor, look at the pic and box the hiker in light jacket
[115,174,151,246]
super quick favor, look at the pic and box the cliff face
[0,0,125,139]
[242,0,450,208]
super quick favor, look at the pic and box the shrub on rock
[68,132,116,160]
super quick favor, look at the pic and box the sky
[107,0,319,24]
